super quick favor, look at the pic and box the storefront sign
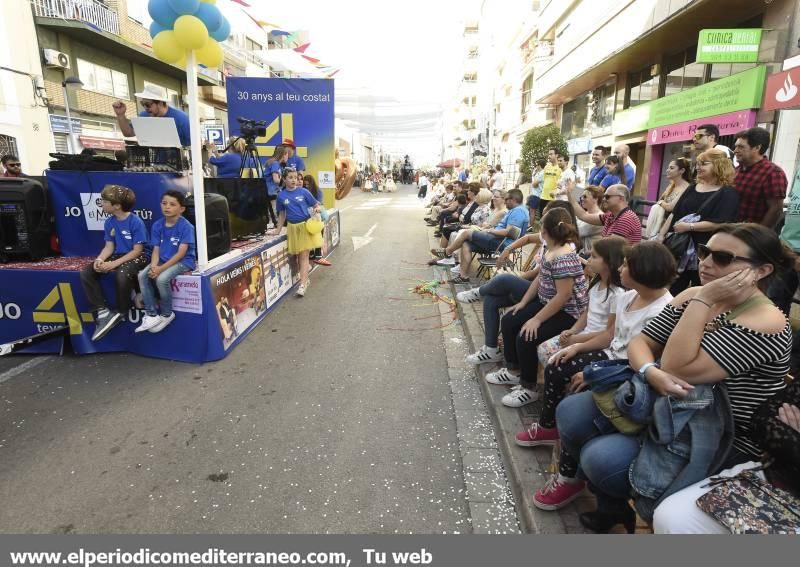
[763,68,800,112]
[697,29,762,63]
[614,66,766,135]
[49,115,82,134]
[647,110,756,146]
[78,135,125,150]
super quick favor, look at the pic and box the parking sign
[204,125,226,149]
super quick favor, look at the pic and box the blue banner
[225,78,335,191]
[47,171,191,257]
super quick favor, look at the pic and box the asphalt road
[0,185,477,534]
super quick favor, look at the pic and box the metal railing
[30,0,120,36]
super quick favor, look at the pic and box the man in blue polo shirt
[113,84,191,147]
[587,146,609,186]
[613,143,636,190]
[449,188,528,283]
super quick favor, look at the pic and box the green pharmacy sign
[697,28,762,63]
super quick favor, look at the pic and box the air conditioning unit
[43,49,70,69]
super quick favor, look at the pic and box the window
[77,59,130,98]
[127,0,151,26]
[520,73,533,121]
[0,134,19,157]
[663,46,705,98]
[464,73,477,82]
[561,93,591,139]
[625,65,659,108]
[708,62,757,82]
[590,78,616,136]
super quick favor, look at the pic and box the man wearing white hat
[112,84,191,147]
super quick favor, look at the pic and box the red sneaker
[515,423,559,447]
[533,476,585,510]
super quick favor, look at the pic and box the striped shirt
[536,251,588,320]
[600,208,641,244]
[642,302,791,458]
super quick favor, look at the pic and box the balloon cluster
[148,0,231,68]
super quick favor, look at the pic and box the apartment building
[534,0,800,197]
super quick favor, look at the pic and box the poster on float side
[225,78,335,193]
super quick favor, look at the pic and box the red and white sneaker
[533,475,585,511]
[515,423,559,447]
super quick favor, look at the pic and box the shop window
[625,66,659,108]
[77,59,130,99]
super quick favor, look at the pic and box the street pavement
[0,185,518,534]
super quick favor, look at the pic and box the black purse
[663,186,724,261]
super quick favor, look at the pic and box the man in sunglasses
[112,84,191,147]
[568,181,641,244]
[1,154,26,177]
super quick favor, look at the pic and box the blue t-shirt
[104,213,148,255]
[623,163,635,190]
[287,154,306,172]
[209,153,242,178]
[276,187,319,223]
[587,165,608,186]
[495,204,529,246]
[601,174,621,189]
[138,106,191,146]
[150,216,197,270]
[264,161,283,196]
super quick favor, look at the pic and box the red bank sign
[763,68,800,111]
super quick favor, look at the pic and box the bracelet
[689,297,711,308]
[638,362,659,377]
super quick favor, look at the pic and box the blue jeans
[478,274,531,348]
[557,391,641,511]
[138,262,191,317]
[469,230,505,253]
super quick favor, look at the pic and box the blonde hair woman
[661,148,740,294]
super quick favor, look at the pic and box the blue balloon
[149,21,169,39]
[167,0,200,15]
[148,0,179,28]
[196,3,221,33]
[209,16,230,42]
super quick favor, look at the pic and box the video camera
[237,117,267,140]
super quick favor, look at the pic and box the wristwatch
[638,362,659,377]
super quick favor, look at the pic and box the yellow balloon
[174,15,208,50]
[200,0,216,4]
[196,39,223,68]
[152,31,183,64]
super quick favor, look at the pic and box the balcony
[31,0,120,36]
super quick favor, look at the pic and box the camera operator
[282,138,305,175]
[112,85,190,147]
[205,138,255,178]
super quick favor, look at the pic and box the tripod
[230,136,278,229]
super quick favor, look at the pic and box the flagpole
[185,50,209,269]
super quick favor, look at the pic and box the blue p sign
[205,126,225,149]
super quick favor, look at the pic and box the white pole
[63,84,78,153]
[185,50,209,269]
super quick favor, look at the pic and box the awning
[79,136,125,150]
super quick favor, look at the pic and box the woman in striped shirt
[556,223,793,533]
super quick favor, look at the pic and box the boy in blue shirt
[80,184,150,341]
[135,190,197,333]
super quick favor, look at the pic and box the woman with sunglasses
[555,223,793,533]
[661,148,740,295]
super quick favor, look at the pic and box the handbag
[696,468,800,534]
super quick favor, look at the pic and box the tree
[519,125,568,177]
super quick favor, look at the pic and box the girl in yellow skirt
[268,168,322,297]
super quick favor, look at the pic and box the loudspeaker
[185,192,231,261]
[204,177,269,238]
[0,178,52,262]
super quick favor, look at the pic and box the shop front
[613,65,766,199]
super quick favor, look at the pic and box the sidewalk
[429,229,648,534]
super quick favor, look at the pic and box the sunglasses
[696,244,759,267]
[693,133,707,140]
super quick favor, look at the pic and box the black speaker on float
[0,178,52,262]
[185,192,231,261]
[204,177,269,238]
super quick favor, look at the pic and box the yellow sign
[33,283,93,335]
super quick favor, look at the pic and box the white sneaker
[149,312,175,333]
[296,282,307,297]
[465,345,503,365]
[450,265,461,275]
[501,386,539,407]
[485,367,521,385]
[436,257,456,266]
[456,287,481,303]
[135,314,162,333]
